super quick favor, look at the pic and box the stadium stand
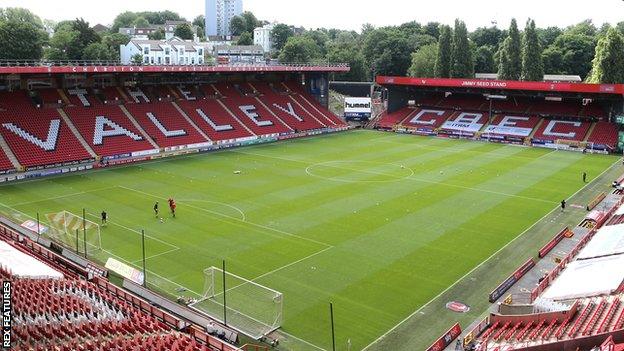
[376,107,417,129]
[125,101,209,148]
[0,91,93,168]
[402,108,456,131]
[532,119,592,142]
[251,82,327,131]
[64,105,156,157]
[176,98,255,141]
[0,224,240,351]
[212,83,292,135]
[587,122,619,150]
[528,99,583,117]
[282,81,347,126]
[481,115,541,138]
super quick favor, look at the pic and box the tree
[0,20,45,59]
[278,36,321,63]
[237,32,253,45]
[537,26,563,48]
[552,32,596,78]
[111,11,138,33]
[0,7,43,28]
[422,22,441,39]
[131,53,144,65]
[102,33,130,60]
[470,26,504,48]
[408,44,437,77]
[363,28,412,77]
[326,43,367,81]
[174,23,194,40]
[542,45,565,74]
[46,27,79,60]
[193,15,205,39]
[271,24,293,52]
[132,16,149,28]
[304,29,330,55]
[230,16,245,36]
[148,28,165,40]
[434,25,452,77]
[82,42,112,61]
[521,19,544,81]
[474,45,495,73]
[450,19,474,78]
[499,18,522,80]
[588,28,624,83]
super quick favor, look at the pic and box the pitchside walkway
[362,156,623,351]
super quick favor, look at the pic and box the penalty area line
[361,157,622,351]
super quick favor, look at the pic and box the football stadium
[2,3,624,351]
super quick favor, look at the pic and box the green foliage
[47,18,100,60]
[237,32,253,46]
[450,19,474,78]
[230,11,259,37]
[541,45,565,74]
[132,16,149,28]
[521,19,544,81]
[101,33,130,61]
[588,28,624,83]
[471,26,504,48]
[303,29,330,56]
[82,42,112,61]
[408,43,437,77]
[0,20,45,59]
[551,32,596,78]
[193,15,205,30]
[499,18,522,80]
[0,7,43,28]
[131,53,143,65]
[474,45,495,73]
[537,26,563,48]
[278,36,321,63]
[110,10,183,32]
[271,24,293,52]
[363,28,412,77]
[434,25,452,78]
[148,28,165,40]
[326,42,367,81]
[174,23,194,40]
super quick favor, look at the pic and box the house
[119,27,161,40]
[253,23,275,53]
[120,38,207,65]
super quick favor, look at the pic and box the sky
[3,0,624,31]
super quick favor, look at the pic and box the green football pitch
[0,130,619,350]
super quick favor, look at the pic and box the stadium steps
[56,108,97,158]
[118,105,160,149]
[252,96,294,132]
[166,85,181,100]
[529,118,544,138]
[0,132,21,170]
[285,94,329,127]
[209,85,257,136]
[115,87,131,103]
[57,89,71,105]
[249,82,328,129]
[170,101,212,142]
[584,122,596,142]
[397,108,424,127]
[280,82,339,126]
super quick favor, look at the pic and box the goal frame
[190,266,283,339]
[44,210,102,254]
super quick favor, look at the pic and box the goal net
[190,266,283,339]
[44,211,101,255]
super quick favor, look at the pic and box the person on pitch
[154,201,159,217]
[168,198,176,218]
[561,199,566,212]
[582,172,587,183]
[101,210,107,225]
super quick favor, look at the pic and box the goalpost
[44,210,102,255]
[190,266,283,339]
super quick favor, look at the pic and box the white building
[253,23,275,53]
[120,39,206,65]
[205,0,243,37]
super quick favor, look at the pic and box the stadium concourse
[375,77,623,154]
[0,63,349,180]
